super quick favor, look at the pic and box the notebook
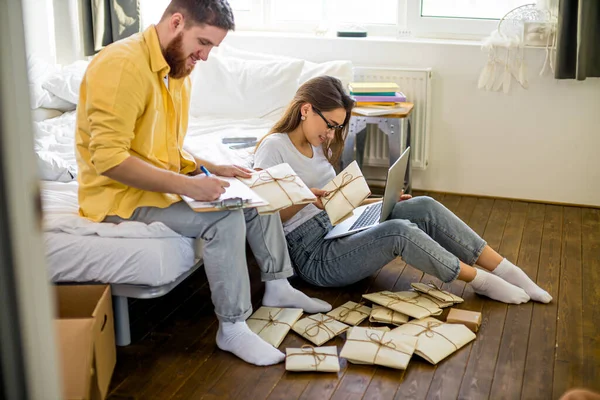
[348,82,400,93]
[353,106,410,117]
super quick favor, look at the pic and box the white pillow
[189,53,304,119]
[219,44,353,91]
[300,60,353,90]
[42,60,90,106]
[26,55,75,111]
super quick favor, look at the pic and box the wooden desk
[343,102,415,193]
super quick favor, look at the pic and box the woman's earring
[301,115,306,121]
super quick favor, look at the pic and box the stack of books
[349,82,409,117]
[349,82,407,106]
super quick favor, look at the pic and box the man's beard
[163,32,194,79]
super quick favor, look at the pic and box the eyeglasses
[313,107,344,131]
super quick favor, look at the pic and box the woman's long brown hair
[256,75,355,166]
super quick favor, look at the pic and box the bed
[30,45,354,345]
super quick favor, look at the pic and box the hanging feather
[493,62,505,91]
[519,60,528,89]
[478,62,492,89]
[486,61,497,91]
[503,44,512,94]
[503,65,512,94]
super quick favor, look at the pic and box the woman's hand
[399,193,412,202]
[211,164,253,178]
[310,188,329,210]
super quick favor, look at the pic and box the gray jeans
[105,202,294,322]
[285,196,487,287]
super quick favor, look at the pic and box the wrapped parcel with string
[321,161,371,225]
[362,291,443,319]
[326,301,372,326]
[340,327,418,369]
[411,282,464,304]
[238,163,316,214]
[391,317,476,364]
[291,313,349,346]
[369,304,409,326]
[285,345,340,372]
[246,307,303,348]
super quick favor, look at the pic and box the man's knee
[202,209,245,241]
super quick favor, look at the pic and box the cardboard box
[54,285,116,400]
[446,308,482,333]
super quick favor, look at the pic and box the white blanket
[34,113,274,183]
[41,181,181,238]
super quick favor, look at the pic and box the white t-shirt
[253,133,336,234]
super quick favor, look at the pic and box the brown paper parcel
[369,304,409,326]
[362,291,443,319]
[247,307,303,348]
[418,293,454,309]
[411,282,464,304]
[327,301,372,326]
[391,317,476,364]
[321,161,371,225]
[285,345,340,372]
[340,327,418,370]
[238,163,316,214]
[292,313,350,346]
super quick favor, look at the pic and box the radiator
[352,67,432,171]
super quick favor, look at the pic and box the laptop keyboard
[349,202,383,231]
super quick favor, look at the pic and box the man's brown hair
[162,0,235,30]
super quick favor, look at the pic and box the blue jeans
[285,196,487,287]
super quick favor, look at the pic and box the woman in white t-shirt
[254,76,551,305]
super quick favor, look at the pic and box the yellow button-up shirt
[75,26,197,222]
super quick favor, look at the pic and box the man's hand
[182,175,230,201]
[212,164,253,178]
[310,188,329,210]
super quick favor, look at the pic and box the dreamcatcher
[478,4,557,94]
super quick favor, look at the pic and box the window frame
[141,0,519,40]
[406,0,508,40]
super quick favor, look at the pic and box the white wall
[225,33,600,207]
[21,0,56,63]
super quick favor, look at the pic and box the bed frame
[110,260,203,346]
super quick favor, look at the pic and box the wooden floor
[107,193,600,400]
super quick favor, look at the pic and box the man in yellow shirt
[75,0,331,366]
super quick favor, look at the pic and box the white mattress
[45,232,196,286]
[42,181,198,286]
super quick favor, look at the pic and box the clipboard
[182,176,269,212]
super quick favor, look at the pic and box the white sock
[262,279,332,313]
[492,258,552,303]
[469,268,530,304]
[216,321,285,366]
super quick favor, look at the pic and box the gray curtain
[81,0,141,56]
[555,0,600,80]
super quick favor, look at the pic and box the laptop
[324,146,410,240]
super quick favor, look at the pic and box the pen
[200,165,212,176]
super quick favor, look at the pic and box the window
[140,0,170,29]
[408,0,535,39]
[421,0,532,20]
[139,0,537,39]
[266,0,399,36]
[139,0,257,29]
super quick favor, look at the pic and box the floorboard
[106,196,599,400]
